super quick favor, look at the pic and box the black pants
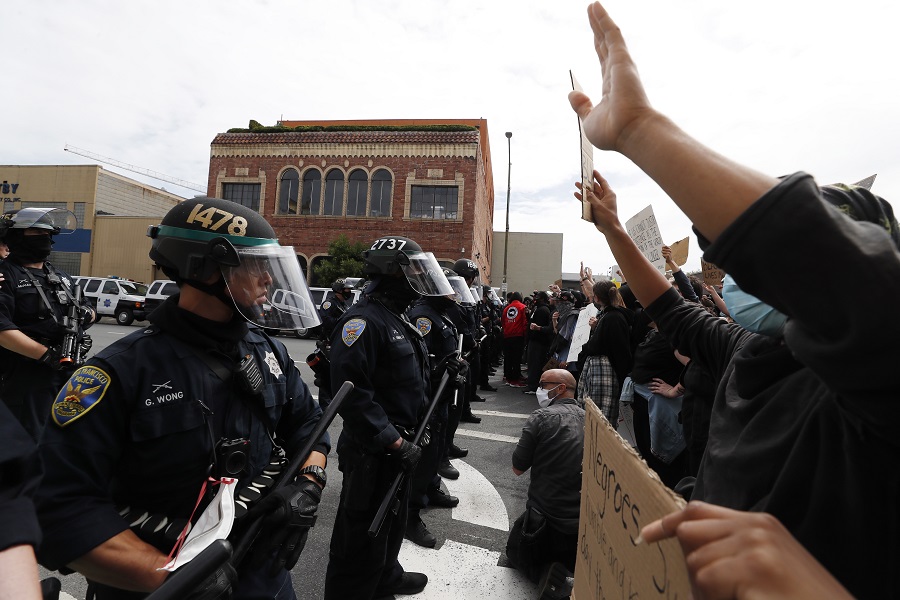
[525,342,550,391]
[503,336,525,381]
[506,508,578,583]
[410,408,447,514]
[325,434,409,600]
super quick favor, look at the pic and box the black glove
[180,563,237,600]
[38,346,63,369]
[394,438,422,473]
[440,355,467,379]
[247,478,321,577]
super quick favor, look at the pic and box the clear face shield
[446,276,476,306]
[220,244,321,331]
[397,251,455,297]
[8,207,78,233]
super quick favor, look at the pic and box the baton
[368,369,453,538]
[232,380,354,566]
[145,540,233,600]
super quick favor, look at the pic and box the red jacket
[501,300,527,338]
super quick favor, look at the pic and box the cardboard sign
[565,304,598,363]
[570,71,595,224]
[668,237,689,267]
[700,258,725,287]
[625,205,665,275]
[573,398,690,600]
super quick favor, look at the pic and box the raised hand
[568,2,656,153]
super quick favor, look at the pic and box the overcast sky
[8,0,900,275]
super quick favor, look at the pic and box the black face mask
[9,234,54,264]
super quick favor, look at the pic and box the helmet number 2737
[371,237,407,251]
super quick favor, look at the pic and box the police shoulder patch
[415,317,433,336]
[52,365,112,427]
[322,301,332,310]
[342,318,367,347]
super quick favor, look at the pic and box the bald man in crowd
[506,369,583,598]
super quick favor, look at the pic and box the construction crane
[64,144,207,194]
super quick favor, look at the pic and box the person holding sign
[570,3,899,597]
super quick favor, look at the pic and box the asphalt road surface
[43,321,542,599]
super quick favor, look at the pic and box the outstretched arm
[574,170,670,308]
[569,2,779,243]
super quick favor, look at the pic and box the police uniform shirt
[34,309,328,571]
[319,293,349,340]
[329,296,430,450]
[0,260,77,344]
[407,300,458,365]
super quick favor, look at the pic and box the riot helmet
[0,207,78,235]
[147,197,320,331]
[362,235,454,297]
[0,207,77,264]
[452,258,479,284]
[331,278,353,296]
[441,268,477,306]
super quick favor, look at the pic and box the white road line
[471,409,529,419]
[455,429,520,444]
[443,459,510,531]
[397,539,536,599]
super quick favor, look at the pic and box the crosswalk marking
[455,429,521,444]
[471,409,529,419]
[443,459,509,531]
[396,540,536,599]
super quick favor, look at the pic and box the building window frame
[215,169,266,213]
[403,171,464,222]
[276,167,300,215]
[369,168,393,218]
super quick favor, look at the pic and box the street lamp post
[501,131,512,297]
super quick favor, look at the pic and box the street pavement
[45,322,544,599]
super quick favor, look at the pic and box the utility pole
[501,131,512,297]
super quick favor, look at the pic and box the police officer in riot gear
[0,207,95,442]
[403,269,470,548]
[319,278,354,341]
[448,259,482,431]
[324,235,456,599]
[34,197,327,600]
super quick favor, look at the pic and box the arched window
[301,170,321,215]
[323,170,344,216]
[277,168,300,214]
[346,169,368,217]
[370,169,392,217]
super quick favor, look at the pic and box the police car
[74,277,148,326]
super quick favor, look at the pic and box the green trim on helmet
[155,225,278,247]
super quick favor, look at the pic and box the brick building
[207,119,495,284]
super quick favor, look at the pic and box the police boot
[375,572,429,598]
[448,443,468,458]
[428,488,459,508]
[438,458,460,480]
[405,515,437,548]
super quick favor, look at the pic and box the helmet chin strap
[183,277,235,310]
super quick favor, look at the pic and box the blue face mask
[721,275,788,337]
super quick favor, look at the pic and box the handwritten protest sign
[564,303,598,363]
[700,258,725,287]
[573,398,690,600]
[570,71,595,224]
[668,237,689,267]
[625,205,665,275]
